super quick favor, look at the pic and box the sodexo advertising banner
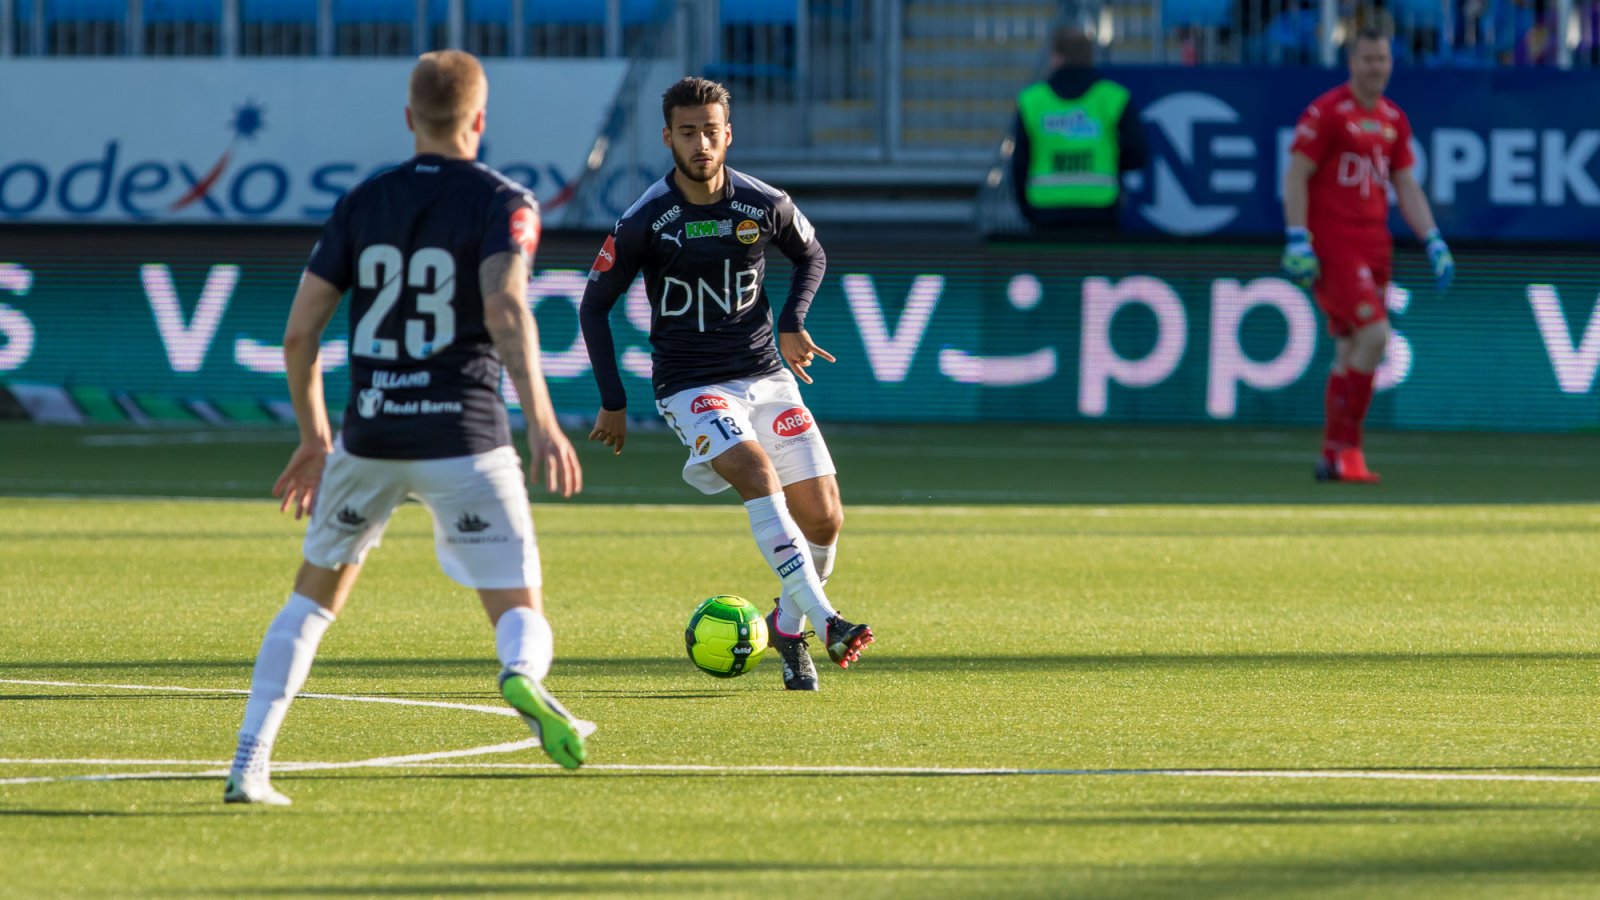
[1106,67,1600,241]
[0,59,627,225]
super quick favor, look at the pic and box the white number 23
[352,244,457,360]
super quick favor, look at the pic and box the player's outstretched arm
[482,250,582,498]
[1394,168,1454,294]
[274,271,343,519]
[778,330,836,385]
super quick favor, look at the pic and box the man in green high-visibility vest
[1010,27,1147,233]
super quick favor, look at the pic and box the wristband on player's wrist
[1286,226,1311,244]
[1423,228,1444,244]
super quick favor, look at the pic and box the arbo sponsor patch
[690,395,729,414]
[772,407,813,437]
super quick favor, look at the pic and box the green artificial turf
[3,424,1600,896]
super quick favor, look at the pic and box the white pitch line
[313,762,1600,785]
[9,758,1600,787]
[8,679,1600,790]
[1,678,517,717]
[0,679,578,787]
[0,758,225,766]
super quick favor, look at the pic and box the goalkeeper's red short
[1313,235,1392,337]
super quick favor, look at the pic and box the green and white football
[684,595,768,678]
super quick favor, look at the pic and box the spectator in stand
[1347,0,1396,47]
[1264,0,1322,64]
[1577,0,1600,65]
[1515,0,1559,64]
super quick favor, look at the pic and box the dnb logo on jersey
[510,206,540,257]
[773,407,813,437]
[690,395,729,414]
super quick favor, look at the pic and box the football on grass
[684,595,768,678]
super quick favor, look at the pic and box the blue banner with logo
[1104,67,1600,241]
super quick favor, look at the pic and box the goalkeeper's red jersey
[1289,84,1414,245]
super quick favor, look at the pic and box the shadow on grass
[168,835,1600,897]
[181,860,1043,897]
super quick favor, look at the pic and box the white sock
[232,593,336,778]
[496,607,553,682]
[809,538,837,583]
[778,538,839,636]
[745,494,836,637]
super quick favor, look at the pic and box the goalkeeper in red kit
[1282,27,1454,484]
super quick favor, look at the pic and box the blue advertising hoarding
[1108,66,1600,241]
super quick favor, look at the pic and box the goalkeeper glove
[1281,227,1319,290]
[1423,228,1454,294]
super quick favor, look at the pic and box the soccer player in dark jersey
[224,51,588,805]
[580,77,873,692]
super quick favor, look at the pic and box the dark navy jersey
[578,167,826,409]
[305,154,540,460]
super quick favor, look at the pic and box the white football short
[301,442,541,589]
[655,369,837,495]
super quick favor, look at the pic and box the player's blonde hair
[409,50,487,139]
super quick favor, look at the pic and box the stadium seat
[144,0,220,54]
[241,0,316,24]
[523,0,665,25]
[240,0,316,53]
[1162,0,1230,28]
[720,0,796,26]
[708,0,797,85]
[1387,0,1447,25]
[144,0,220,23]
[26,0,127,54]
[333,0,418,25]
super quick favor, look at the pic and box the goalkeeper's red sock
[1344,369,1377,448]
[1322,370,1349,462]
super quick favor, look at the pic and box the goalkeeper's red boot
[1335,447,1381,484]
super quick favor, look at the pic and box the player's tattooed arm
[482,249,582,497]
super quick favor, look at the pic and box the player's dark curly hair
[662,77,731,126]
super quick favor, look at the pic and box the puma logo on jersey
[661,230,683,248]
